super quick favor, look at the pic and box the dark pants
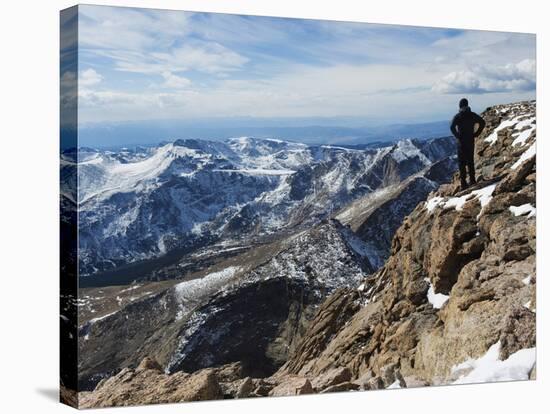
[458,142,476,186]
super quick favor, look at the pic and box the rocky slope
[336,156,457,268]
[78,101,536,407]
[275,100,536,388]
[77,220,371,390]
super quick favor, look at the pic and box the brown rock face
[136,357,163,372]
[60,385,77,408]
[276,100,536,387]
[311,366,353,391]
[320,381,360,393]
[269,377,314,397]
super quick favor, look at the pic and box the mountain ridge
[65,135,456,280]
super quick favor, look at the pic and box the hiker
[450,98,486,190]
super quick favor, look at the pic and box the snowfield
[175,267,241,302]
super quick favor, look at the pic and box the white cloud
[79,6,247,76]
[429,32,535,66]
[79,6,191,52]
[432,70,483,94]
[79,68,103,87]
[432,59,536,94]
[78,63,439,121]
[146,41,248,74]
[160,72,191,89]
[477,59,535,91]
[78,89,136,107]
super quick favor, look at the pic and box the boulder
[499,307,536,360]
[403,376,429,388]
[352,371,375,390]
[269,377,314,397]
[252,378,277,397]
[179,369,222,401]
[236,377,255,398]
[366,376,385,390]
[311,366,352,391]
[320,382,360,393]
[136,357,163,373]
[79,368,222,408]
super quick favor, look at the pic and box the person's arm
[473,113,486,138]
[450,115,459,139]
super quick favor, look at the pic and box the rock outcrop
[79,359,223,408]
[276,100,536,387]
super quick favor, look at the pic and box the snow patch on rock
[511,143,536,170]
[451,341,535,384]
[484,117,521,145]
[425,184,496,214]
[424,278,449,309]
[510,203,536,218]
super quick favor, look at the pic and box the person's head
[459,98,469,109]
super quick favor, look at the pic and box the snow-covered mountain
[61,136,456,278]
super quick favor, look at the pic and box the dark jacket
[450,106,486,148]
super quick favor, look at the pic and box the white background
[0,0,547,412]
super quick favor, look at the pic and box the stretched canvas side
[60,5,79,408]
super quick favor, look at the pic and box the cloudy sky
[69,5,535,126]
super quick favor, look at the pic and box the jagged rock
[495,156,535,193]
[269,377,314,397]
[252,378,277,397]
[60,385,78,408]
[366,376,385,390]
[213,362,244,382]
[352,371,375,390]
[278,288,361,376]
[236,377,255,398]
[208,362,247,398]
[136,357,162,372]
[380,364,406,388]
[177,369,222,401]
[320,382,360,393]
[93,378,107,391]
[499,307,536,360]
[311,367,352,391]
[427,211,480,294]
[402,376,429,388]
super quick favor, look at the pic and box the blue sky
[66,5,536,126]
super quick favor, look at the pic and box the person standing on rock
[450,98,486,190]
